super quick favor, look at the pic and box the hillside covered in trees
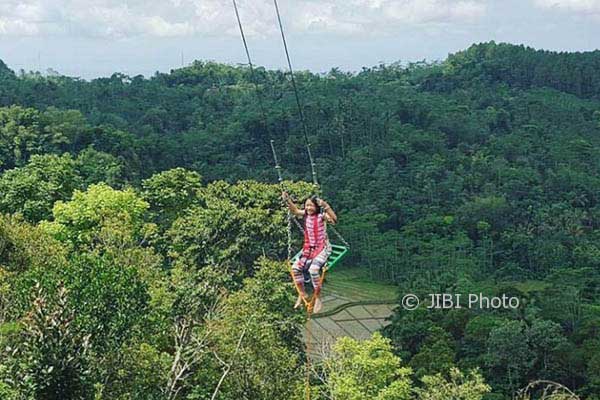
[0,41,599,399]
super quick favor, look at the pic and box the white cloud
[0,18,40,35]
[532,0,600,14]
[378,0,486,24]
[62,3,195,38]
[286,0,487,35]
[0,0,51,35]
[0,0,489,39]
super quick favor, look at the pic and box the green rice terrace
[304,267,398,357]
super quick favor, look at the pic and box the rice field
[302,267,399,358]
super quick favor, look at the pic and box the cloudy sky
[0,0,599,79]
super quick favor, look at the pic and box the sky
[0,0,599,80]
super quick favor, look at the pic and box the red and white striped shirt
[302,212,328,259]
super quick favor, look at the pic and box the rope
[287,261,329,400]
[232,0,268,127]
[234,7,343,399]
[233,0,350,250]
[305,309,312,400]
[272,1,352,248]
[232,0,253,76]
[328,224,351,249]
[269,139,283,184]
[287,260,312,400]
[271,140,295,260]
[273,148,313,400]
[273,0,318,187]
[291,212,305,234]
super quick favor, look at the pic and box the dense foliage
[1,41,599,399]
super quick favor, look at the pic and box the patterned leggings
[292,243,332,295]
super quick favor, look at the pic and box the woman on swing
[282,192,338,313]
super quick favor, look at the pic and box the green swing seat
[291,243,349,271]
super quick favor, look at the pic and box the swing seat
[290,244,349,311]
[291,243,349,272]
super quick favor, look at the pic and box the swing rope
[273,0,318,188]
[273,0,351,250]
[287,259,328,400]
[305,310,312,400]
[234,0,309,248]
[270,140,295,261]
[233,4,350,399]
[232,0,269,129]
[273,140,317,400]
[233,7,313,398]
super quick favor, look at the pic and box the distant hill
[0,60,16,80]
[419,41,600,99]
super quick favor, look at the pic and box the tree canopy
[1,42,599,398]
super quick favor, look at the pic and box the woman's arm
[318,198,337,224]
[282,192,305,217]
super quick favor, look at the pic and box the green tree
[141,167,202,227]
[527,319,568,379]
[42,183,156,249]
[39,107,89,154]
[167,180,312,283]
[416,368,490,400]
[0,106,43,169]
[62,253,151,398]
[1,283,93,400]
[75,146,125,188]
[201,258,303,400]
[410,326,456,378]
[321,332,412,400]
[0,153,82,222]
[485,320,534,394]
[0,214,67,320]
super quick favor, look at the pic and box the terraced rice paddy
[301,267,399,357]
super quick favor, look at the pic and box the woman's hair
[303,195,321,214]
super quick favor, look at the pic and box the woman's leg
[309,246,332,297]
[292,259,306,295]
[310,245,332,313]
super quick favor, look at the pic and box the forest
[0,41,599,399]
